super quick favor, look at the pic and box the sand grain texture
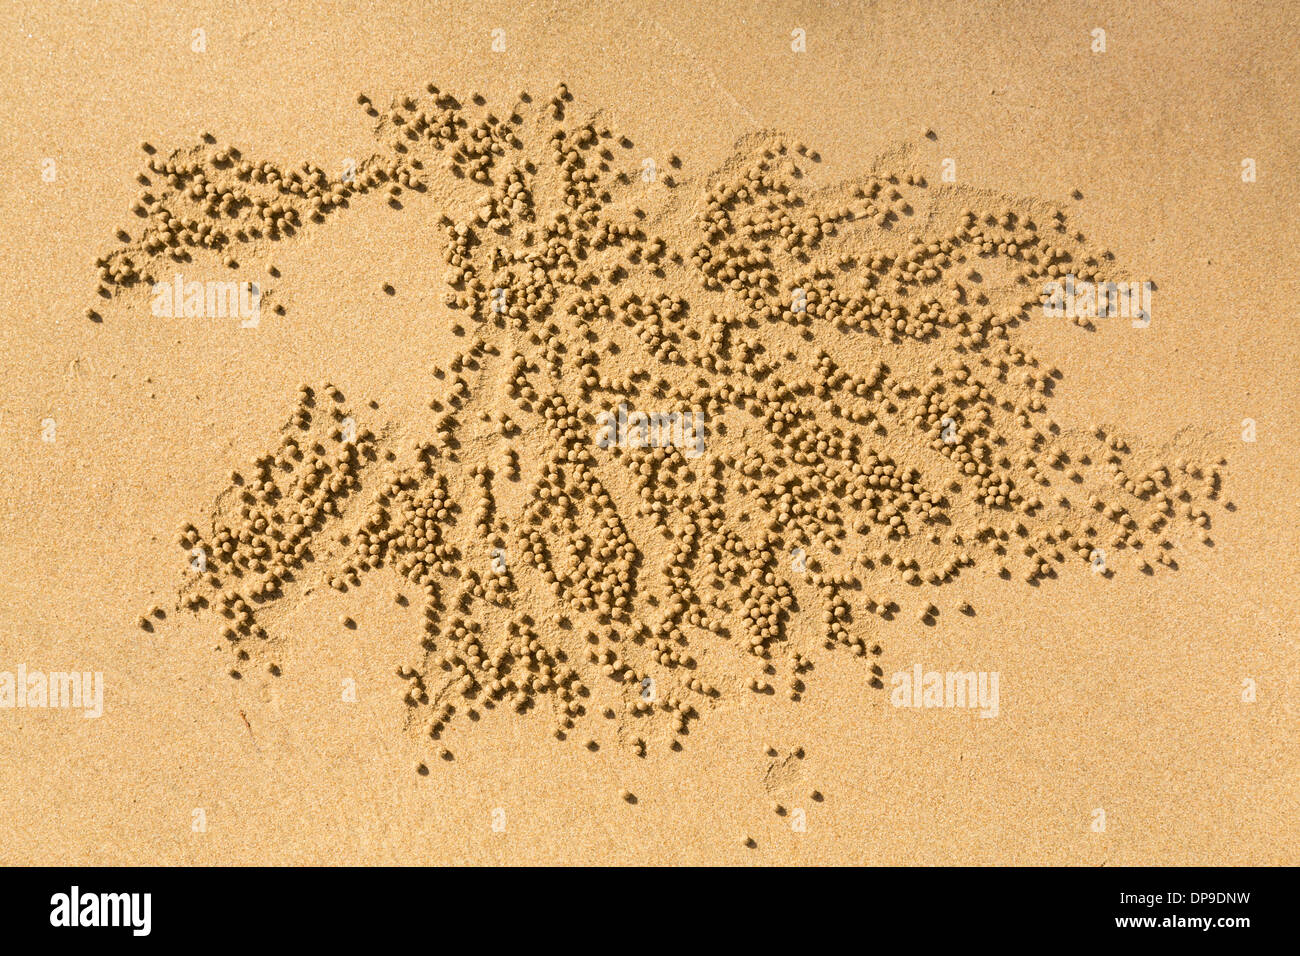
[0,0,1296,865]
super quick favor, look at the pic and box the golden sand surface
[0,1,1296,865]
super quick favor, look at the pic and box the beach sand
[0,0,1296,865]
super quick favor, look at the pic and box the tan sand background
[0,0,1296,864]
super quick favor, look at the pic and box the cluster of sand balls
[117,83,1229,770]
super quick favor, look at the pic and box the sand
[0,0,1296,866]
